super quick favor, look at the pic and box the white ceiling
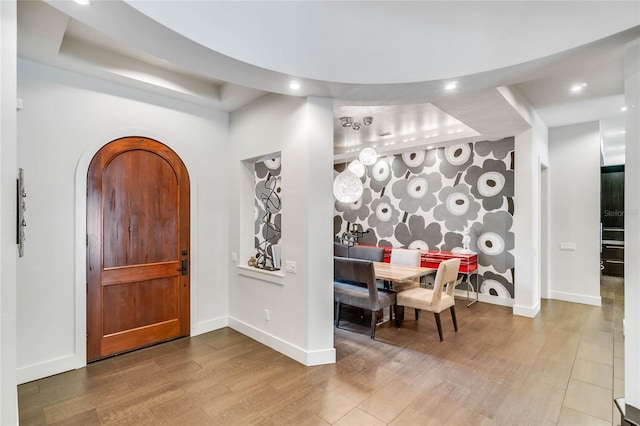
[16,0,640,166]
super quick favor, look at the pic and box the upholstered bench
[333,257,397,339]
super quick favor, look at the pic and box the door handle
[180,259,188,275]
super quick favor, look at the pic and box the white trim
[237,265,285,285]
[72,141,103,373]
[228,316,336,366]
[550,290,602,307]
[513,300,541,317]
[513,302,540,318]
[479,293,515,308]
[191,316,228,337]
[453,290,515,308]
[306,348,337,366]
[17,354,79,385]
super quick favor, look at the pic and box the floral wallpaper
[254,158,282,269]
[334,137,515,299]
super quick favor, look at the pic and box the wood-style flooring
[18,277,623,425]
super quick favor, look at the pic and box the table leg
[466,270,479,307]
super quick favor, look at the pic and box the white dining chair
[389,248,422,291]
[396,258,461,341]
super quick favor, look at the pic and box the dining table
[372,261,436,290]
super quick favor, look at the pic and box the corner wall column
[0,0,19,423]
[623,38,640,419]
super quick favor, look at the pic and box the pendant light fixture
[333,116,376,202]
[358,147,377,166]
[333,169,363,203]
[333,116,364,202]
[347,159,366,177]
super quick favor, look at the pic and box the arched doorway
[86,137,190,361]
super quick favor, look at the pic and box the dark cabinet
[601,166,624,277]
[602,237,624,276]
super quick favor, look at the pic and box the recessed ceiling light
[73,0,91,5]
[570,83,587,93]
[445,81,458,90]
[621,106,628,112]
[289,81,301,90]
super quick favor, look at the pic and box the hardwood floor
[18,277,622,425]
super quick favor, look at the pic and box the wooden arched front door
[87,137,190,362]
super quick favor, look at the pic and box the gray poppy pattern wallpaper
[254,158,282,269]
[334,137,515,299]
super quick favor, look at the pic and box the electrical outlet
[231,252,238,262]
[285,261,297,274]
[264,309,270,321]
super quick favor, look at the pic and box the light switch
[285,261,297,274]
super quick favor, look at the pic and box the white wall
[548,122,601,306]
[500,85,549,317]
[0,1,19,423]
[623,39,640,412]
[228,94,335,366]
[16,59,230,383]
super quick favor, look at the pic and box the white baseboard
[191,316,229,337]
[550,290,602,307]
[454,290,514,308]
[17,353,83,385]
[480,293,515,307]
[513,300,541,318]
[19,317,229,385]
[228,316,335,366]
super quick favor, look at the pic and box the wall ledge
[237,265,285,285]
[615,398,640,426]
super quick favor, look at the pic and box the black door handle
[180,259,188,275]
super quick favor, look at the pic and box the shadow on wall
[334,137,515,300]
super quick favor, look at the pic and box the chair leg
[434,312,444,341]
[396,305,405,328]
[359,308,365,319]
[415,309,419,320]
[370,310,377,339]
[450,306,458,332]
[335,302,342,327]
[393,304,398,328]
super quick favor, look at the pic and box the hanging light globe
[347,159,366,177]
[333,170,363,203]
[359,147,378,166]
